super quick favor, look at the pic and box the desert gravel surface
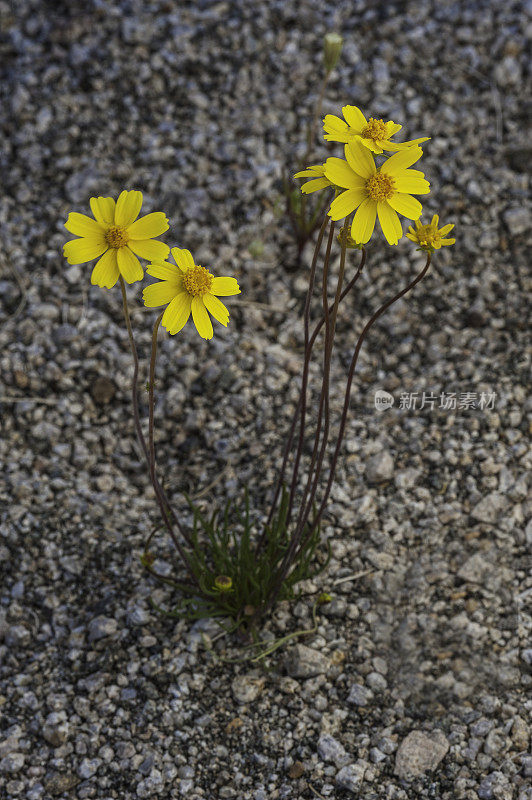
[0,0,531,798]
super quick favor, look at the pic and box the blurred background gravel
[0,1,530,798]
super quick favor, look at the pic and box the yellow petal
[342,105,366,131]
[91,248,119,289]
[117,246,143,283]
[162,292,192,334]
[64,212,105,238]
[127,212,169,239]
[114,190,143,227]
[392,171,430,195]
[439,223,454,235]
[147,261,181,281]
[351,198,377,244]
[377,202,402,245]
[381,146,423,176]
[345,140,376,179]
[324,157,363,189]
[191,296,213,340]
[171,247,195,272]
[143,279,181,308]
[328,188,365,221]
[356,136,384,154]
[382,137,430,152]
[294,165,324,178]
[211,277,240,296]
[90,196,116,225]
[127,239,170,261]
[386,121,402,136]
[301,178,330,194]
[431,214,439,227]
[323,114,349,136]
[440,238,455,246]
[387,192,423,220]
[63,236,107,264]
[203,293,229,326]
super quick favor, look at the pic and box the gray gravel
[1,0,531,799]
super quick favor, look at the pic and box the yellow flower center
[366,173,395,202]
[415,223,440,246]
[183,265,213,296]
[362,118,388,142]
[105,226,129,249]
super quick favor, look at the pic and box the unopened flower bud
[214,575,233,592]
[323,33,343,73]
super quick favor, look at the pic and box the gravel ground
[1,0,531,798]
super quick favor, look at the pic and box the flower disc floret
[362,118,388,142]
[366,173,395,202]
[184,265,214,296]
[105,226,130,249]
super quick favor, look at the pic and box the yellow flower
[143,247,240,340]
[324,142,430,246]
[293,164,333,194]
[406,215,455,251]
[63,190,170,288]
[323,105,429,154]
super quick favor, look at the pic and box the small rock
[471,492,509,524]
[231,674,265,704]
[484,728,508,758]
[88,616,118,642]
[503,206,530,236]
[78,758,101,779]
[285,644,329,678]
[478,770,513,800]
[317,734,349,767]
[44,773,79,796]
[90,376,116,405]
[5,625,31,648]
[336,760,368,794]
[287,761,305,779]
[366,672,387,692]
[347,683,373,707]
[0,753,25,773]
[366,450,394,483]
[458,553,491,584]
[394,730,449,779]
[511,716,529,751]
[42,713,69,747]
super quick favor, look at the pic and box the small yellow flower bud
[317,592,332,605]
[323,33,343,73]
[214,575,233,592]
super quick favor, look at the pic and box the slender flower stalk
[119,276,195,556]
[264,253,433,615]
[147,313,199,584]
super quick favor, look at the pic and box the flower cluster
[63,190,240,340]
[295,104,454,248]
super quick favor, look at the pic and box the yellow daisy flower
[323,105,429,154]
[63,190,170,288]
[143,247,240,340]
[324,142,430,246]
[406,215,455,251]
[293,164,333,194]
